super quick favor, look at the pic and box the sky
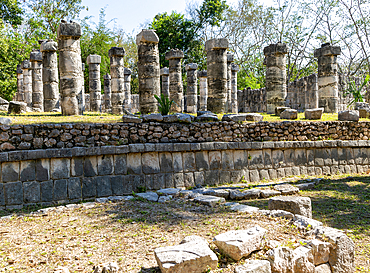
[80,0,240,34]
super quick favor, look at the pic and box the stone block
[136,29,159,44]
[23,181,40,203]
[164,173,175,188]
[173,173,184,187]
[268,169,277,180]
[137,192,159,202]
[0,183,4,206]
[165,48,184,60]
[54,179,67,201]
[57,21,81,38]
[280,109,298,119]
[4,181,23,205]
[249,170,260,182]
[295,149,307,165]
[315,149,331,166]
[127,153,142,174]
[154,237,218,273]
[234,150,248,169]
[267,247,294,273]
[195,195,225,207]
[40,180,53,202]
[315,263,331,273]
[219,171,231,184]
[272,150,285,168]
[213,226,267,261]
[68,177,81,200]
[248,150,264,169]
[244,113,264,122]
[269,196,312,218]
[303,239,331,265]
[108,47,124,57]
[284,149,295,167]
[194,172,204,186]
[209,151,221,169]
[2,162,19,182]
[264,149,273,169]
[110,175,124,195]
[338,110,359,121]
[273,184,299,195]
[82,177,97,198]
[221,150,234,169]
[172,152,183,172]
[114,154,127,175]
[204,170,219,185]
[97,155,113,175]
[20,160,36,181]
[160,67,169,75]
[96,176,112,197]
[86,54,101,64]
[205,38,228,51]
[195,151,209,170]
[305,108,324,120]
[183,152,196,172]
[159,152,173,173]
[291,246,315,273]
[71,157,83,177]
[234,260,271,273]
[51,158,70,179]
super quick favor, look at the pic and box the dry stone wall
[0,139,369,210]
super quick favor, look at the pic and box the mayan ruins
[2,0,370,271]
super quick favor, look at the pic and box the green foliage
[344,75,370,106]
[196,0,229,28]
[0,0,23,26]
[154,94,175,115]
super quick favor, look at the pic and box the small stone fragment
[293,214,323,230]
[273,184,300,195]
[194,195,225,207]
[234,260,271,273]
[136,192,159,202]
[314,263,331,273]
[267,247,294,273]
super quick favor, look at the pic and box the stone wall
[1,121,370,152]
[0,139,369,210]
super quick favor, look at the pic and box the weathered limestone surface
[206,38,229,113]
[198,70,208,111]
[186,63,198,113]
[154,236,218,273]
[21,59,32,108]
[280,109,297,120]
[78,63,85,114]
[235,260,271,273]
[30,50,44,112]
[87,54,102,112]
[268,196,312,218]
[123,68,132,112]
[160,67,170,97]
[166,49,184,113]
[264,43,288,114]
[231,64,239,113]
[213,226,266,261]
[137,29,160,114]
[305,108,324,120]
[16,65,23,102]
[104,74,111,113]
[306,74,319,109]
[338,110,359,121]
[57,21,83,115]
[40,40,59,112]
[109,47,125,115]
[227,53,233,112]
[314,43,341,113]
[267,247,294,273]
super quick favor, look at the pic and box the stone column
[165,49,184,112]
[136,29,160,114]
[124,68,132,112]
[198,70,208,111]
[78,63,85,114]
[57,21,82,115]
[21,60,32,107]
[314,43,341,113]
[104,74,111,113]
[231,63,239,113]
[263,43,288,114]
[227,53,234,112]
[306,74,318,109]
[205,38,229,113]
[160,67,170,97]
[30,50,44,112]
[109,47,125,115]
[16,65,23,102]
[185,63,198,113]
[86,54,101,112]
[40,40,59,112]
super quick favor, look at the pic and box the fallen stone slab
[122,115,142,123]
[260,189,281,198]
[107,196,130,202]
[213,226,267,261]
[305,108,324,120]
[194,195,225,207]
[197,110,216,117]
[176,113,194,123]
[267,247,294,273]
[314,263,332,273]
[163,115,179,123]
[222,114,246,122]
[338,110,359,122]
[230,204,259,213]
[142,113,163,122]
[273,184,300,195]
[293,214,323,230]
[301,239,331,266]
[203,189,230,198]
[230,189,261,200]
[259,209,294,219]
[296,182,315,190]
[280,109,298,120]
[154,237,218,273]
[195,114,219,122]
[275,107,290,116]
[268,196,312,218]
[244,113,264,122]
[314,226,355,273]
[157,188,181,196]
[136,192,159,202]
[234,260,271,273]
[8,101,27,114]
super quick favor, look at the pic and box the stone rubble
[268,196,312,218]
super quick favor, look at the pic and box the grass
[240,173,370,272]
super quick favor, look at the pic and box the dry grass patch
[0,199,309,273]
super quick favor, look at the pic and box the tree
[0,0,23,26]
